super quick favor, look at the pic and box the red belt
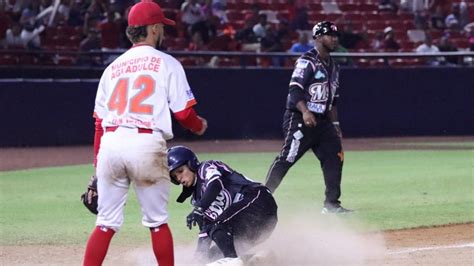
[105,126,153,134]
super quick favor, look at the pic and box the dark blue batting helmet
[167,146,200,185]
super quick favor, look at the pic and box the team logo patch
[315,70,325,79]
[307,102,326,114]
[291,68,305,78]
[186,89,194,99]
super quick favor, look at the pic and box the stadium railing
[0,50,473,68]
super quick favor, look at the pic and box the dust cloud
[123,212,386,265]
[248,212,387,265]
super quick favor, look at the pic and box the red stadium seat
[0,55,19,65]
[338,3,359,12]
[56,56,76,66]
[217,57,239,67]
[451,38,470,49]
[367,20,387,31]
[360,11,381,20]
[359,3,378,12]
[18,55,38,65]
[226,10,244,21]
[344,12,362,22]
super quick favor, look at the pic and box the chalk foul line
[388,242,474,255]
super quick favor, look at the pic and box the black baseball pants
[265,110,344,207]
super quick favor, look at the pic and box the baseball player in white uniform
[83,1,207,265]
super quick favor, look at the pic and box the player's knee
[208,223,231,240]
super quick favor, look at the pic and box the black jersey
[191,160,261,221]
[287,48,340,116]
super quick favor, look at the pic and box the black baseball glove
[81,175,98,215]
[186,207,204,230]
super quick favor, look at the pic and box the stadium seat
[367,20,387,31]
[18,55,38,65]
[56,56,76,66]
[0,55,18,65]
[338,3,359,12]
[226,10,244,21]
[361,11,381,20]
[344,12,362,22]
[359,3,378,12]
[179,57,198,66]
[217,57,239,67]
[322,2,342,14]
[451,38,470,49]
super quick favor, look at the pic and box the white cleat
[205,257,244,266]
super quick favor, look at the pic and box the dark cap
[128,0,175,27]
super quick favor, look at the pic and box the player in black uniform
[167,146,278,266]
[265,21,352,214]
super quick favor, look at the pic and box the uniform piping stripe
[221,190,261,224]
[185,99,197,109]
[289,82,304,90]
[207,175,221,184]
[266,112,295,178]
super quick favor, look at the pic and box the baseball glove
[81,175,98,215]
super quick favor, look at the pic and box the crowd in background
[0,0,473,67]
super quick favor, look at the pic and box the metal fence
[0,49,473,69]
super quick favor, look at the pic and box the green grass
[0,149,472,246]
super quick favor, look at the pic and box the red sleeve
[173,107,203,133]
[93,116,103,168]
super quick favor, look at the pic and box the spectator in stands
[188,31,208,51]
[260,24,284,66]
[187,31,209,66]
[200,0,218,41]
[289,2,310,31]
[338,21,365,50]
[437,34,459,65]
[381,26,400,51]
[117,6,132,49]
[430,5,445,30]
[289,31,312,53]
[84,0,107,29]
[180,0,210,42]
[253,13,268,40]
[242,4,260,28]
[98,11,120,51]
[65,0,84,27]
[235,14,259,44]
[466,24,474,51]
[20,0,40,30]
[210,0,228,24]
[371,31,384,51]
[445,3,461,30]
[0,2,12,46]
[459,0,470,28]
[78,28,101,66]
[415,34,441,66]
[378,0,398,12]
[412,0,429,30]
[4,22,24,49]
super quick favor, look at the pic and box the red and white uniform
[93,44,198,231]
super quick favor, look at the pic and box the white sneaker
[206,257,244,266]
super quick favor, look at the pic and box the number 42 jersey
[94,45,197,140]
